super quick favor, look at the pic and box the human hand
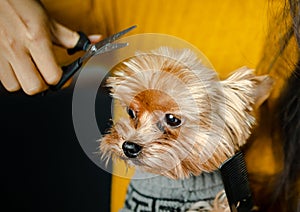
[0,0,101,95]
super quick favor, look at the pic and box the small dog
[100,47,273,179]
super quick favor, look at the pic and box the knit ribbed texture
[120,170,224,212]
[92,0,268,76]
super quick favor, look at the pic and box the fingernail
[88,34,103,43]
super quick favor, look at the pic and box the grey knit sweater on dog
[120,170,225,212]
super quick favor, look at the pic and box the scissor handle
[50,58,83,91]
[49,32,89,90]
[67,31,91,55]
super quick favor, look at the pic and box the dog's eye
[127,107,136,119]
[165,114,181,127]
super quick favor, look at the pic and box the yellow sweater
[43,0,297,211]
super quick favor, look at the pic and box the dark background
[0,84,112,212]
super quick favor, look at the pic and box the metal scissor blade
[79,43,128,63]
[80,25,136,63]
[95,43,129,56]
[93,25,137,50]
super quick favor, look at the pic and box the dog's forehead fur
[130,89,179,114]
[107,47,219,122]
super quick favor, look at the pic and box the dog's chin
[122,156,190,179]
[120,156,144,166]
[123,156,206,180]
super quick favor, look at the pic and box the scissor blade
[93,25,137,50]
[95,43,129,56]
[80,25,136,63]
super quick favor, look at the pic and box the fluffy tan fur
[100,47,273,179]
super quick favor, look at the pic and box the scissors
[50,25,137,91]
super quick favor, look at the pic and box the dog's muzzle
[122,141,142,158]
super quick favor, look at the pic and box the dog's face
[100,47,273,179]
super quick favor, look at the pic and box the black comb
[219,151,254,212]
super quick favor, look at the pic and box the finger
[9,51,48,95]
[0,59,21,92]
[51,21,102,47]
[50,20,80,49]
[28,35,63,86]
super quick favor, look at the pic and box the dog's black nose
[122,141,142,158]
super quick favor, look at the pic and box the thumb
[50,20,102,49]
[50,20,80,49]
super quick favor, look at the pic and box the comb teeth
[219,151,254,212]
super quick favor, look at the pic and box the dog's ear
[221,67,274,109]
[251,74,274,109]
